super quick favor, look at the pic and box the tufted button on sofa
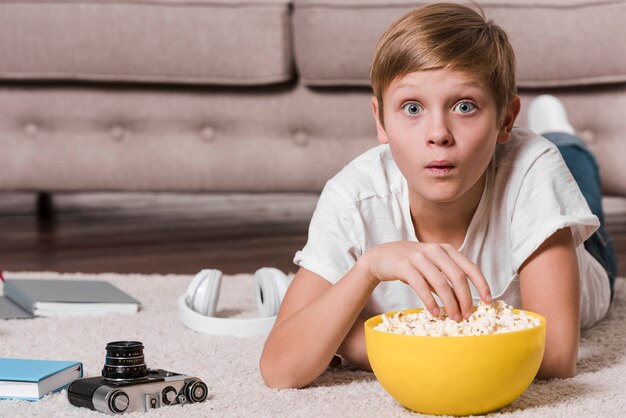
[0,0,624,196]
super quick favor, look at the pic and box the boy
[260,2,616,388]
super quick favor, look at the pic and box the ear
[372,96,389,144]
[497,95,521,144]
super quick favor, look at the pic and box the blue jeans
[543,132,618,301]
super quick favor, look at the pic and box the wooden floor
[1,192,625,276]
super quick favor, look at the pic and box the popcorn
[373,300,540,337]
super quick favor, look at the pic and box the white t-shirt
[294,127,610,328]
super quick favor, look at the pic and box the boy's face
[372,68,519,206]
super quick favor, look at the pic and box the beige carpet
[1,271,624,418]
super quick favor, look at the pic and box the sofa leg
[36,192,55,230]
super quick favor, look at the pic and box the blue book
[0,358,83,401]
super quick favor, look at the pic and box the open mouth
[425,161,455,176]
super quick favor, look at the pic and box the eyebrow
[394,80,484,91]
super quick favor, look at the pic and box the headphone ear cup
[274,271,291,303]
[187,269,223,316]
[254,267,291,317]
[186,270,209,307]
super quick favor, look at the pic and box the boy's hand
[359,241,492,322]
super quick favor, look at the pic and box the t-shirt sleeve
[293,182,361,284]
[510,144,600,272]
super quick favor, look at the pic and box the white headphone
[178,267,291,337]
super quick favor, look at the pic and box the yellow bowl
[364,308,546,416]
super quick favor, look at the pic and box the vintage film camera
[67,341,208,414]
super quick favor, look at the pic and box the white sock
[527,95,576,136]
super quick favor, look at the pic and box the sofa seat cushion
[0,0,293,85]
[293,0,626,88]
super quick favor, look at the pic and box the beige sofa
[0,0,624,196]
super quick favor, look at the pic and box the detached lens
[102,341,148,380]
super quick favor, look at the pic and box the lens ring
[105,356,144,367]
[106,341,144,358]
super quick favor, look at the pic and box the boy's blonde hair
[370,2,516,127]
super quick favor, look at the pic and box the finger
[399,267,440,316]
[442,271,473,319]
[410,252,463,321]
[424,245,474,319]
[441,245,492,304]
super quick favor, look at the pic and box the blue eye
[402,102,422,115]
[454,101,476,114]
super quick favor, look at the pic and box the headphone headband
[178,295,276,337]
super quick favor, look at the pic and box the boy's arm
[259,264,377,389]
[519,227,580,379]
[336,313,371,371]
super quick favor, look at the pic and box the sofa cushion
[293,0,626,88]
[0,0,293,85]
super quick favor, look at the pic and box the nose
[425,112,453,146]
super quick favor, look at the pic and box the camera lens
[102,341,148,380]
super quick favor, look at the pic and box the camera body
[67,369,208,414]
[67,341,208,415]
